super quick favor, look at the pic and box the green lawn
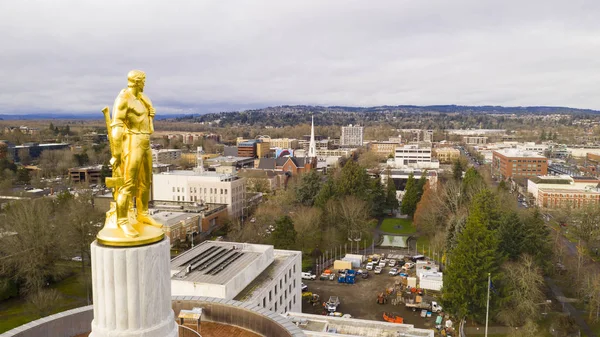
[380,218,416,234]
[0,266,90,333]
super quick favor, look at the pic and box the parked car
[71,256,83,262]
[401,262,415,271]
[374,266,383,274]
[361,272,369,279]
[301,283,308,292]
[366,262,374,270]
[388,259,396,267]
[302,272,317,280]
[389,268,399,276]
[356,269,364,275]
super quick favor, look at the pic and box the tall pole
[485,272,490,337]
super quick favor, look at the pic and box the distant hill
[171,104,600,127]
[1,104,598,121]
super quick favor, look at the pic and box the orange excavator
[383,312,404,324]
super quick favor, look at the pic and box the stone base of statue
[89,238,177,337]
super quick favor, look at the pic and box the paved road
[545,277,597,337]
[544,215,598,337]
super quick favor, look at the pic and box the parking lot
[301,263,441,330]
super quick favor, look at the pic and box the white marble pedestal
[89,238,178,337]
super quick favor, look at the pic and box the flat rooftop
[494,149,546,158]
[152,211,200,228]
[234,250,299,303]
[171,241,264,286]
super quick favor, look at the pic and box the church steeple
[308,115,316,159]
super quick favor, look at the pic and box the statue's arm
[110,95,128,159]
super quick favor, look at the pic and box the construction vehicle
[405,297,443,312]
[383,312,404,324]
[324,296,340,312]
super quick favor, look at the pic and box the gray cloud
[1,0,600,114]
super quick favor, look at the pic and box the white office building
[170,241,302,315]
[340,125,364,147]
[153,170,246,218]
[394,144,439,169]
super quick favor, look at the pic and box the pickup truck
[302,272,317,280]
[405,300,443,313]
[366,262,374,270]
[374,266,383,274]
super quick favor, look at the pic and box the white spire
[308,115,317,159]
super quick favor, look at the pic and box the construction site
[301,253,453,334]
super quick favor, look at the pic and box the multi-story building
[517,142,548,155]
[340,124,364,147]
[152,149,182,163]
[433,147,460,164]
[153,171,246,218]
[423,130,433,142]
[463,136,488,145]
[257,136,299,149]
[153,210,203,246]
[9,142,70,161]
[492,149,548,179]
[528,175,600,209]
[170,241,302,315]
[394,143,439,169]
[369,141,398,157]
[68,165,109,185]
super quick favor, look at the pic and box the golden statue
[98,70,164,246]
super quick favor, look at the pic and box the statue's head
[127,70,146,91]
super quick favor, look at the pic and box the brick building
[528,175,600,209]
[492,149,548,179]
[69,165,109,185]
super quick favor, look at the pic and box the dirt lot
[301,265,441,330]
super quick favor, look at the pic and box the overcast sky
[2,0,600,114]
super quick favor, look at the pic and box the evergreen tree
[385,176,399,213]
[522,209,552,269]
[315,172,337,208]
[443,202,501,321]
[452,159,464,181]
[401,173,418,217]
[540,130,546,141]
[470,189,502,230]
[337,160,369,197]
[368,177,386,217]
[497,211,525,261]
[295,170,322,206]
[270,215,297,250]
[416,172,427,201]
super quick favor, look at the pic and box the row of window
[262,264,297,313]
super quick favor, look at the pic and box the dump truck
[325,296,340,312]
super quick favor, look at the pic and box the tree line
[413,162,552,327]
[0,192,103,317]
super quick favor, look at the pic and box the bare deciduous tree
[497,255,545,326]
